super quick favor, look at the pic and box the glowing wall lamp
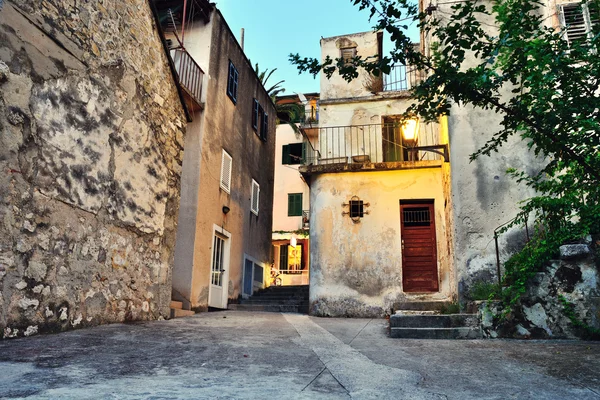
[401,119,419,161]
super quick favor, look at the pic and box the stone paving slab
[0,311,599,399]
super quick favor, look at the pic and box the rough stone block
[559,244,591,260]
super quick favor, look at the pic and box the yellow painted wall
[309,166,454,316]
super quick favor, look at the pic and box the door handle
[401,239,404,250]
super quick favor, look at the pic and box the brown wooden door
[400,202,439,292]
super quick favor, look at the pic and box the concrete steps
[390,310,482,339]
[170,299,195,319]
[232,285,309,314]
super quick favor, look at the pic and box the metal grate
[403,207,431,227]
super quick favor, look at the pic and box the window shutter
[282,145,291,164]
[262,113,268,141]
[251,179,260,215]
[301,142,307,164]
[233,68,238,101]
[288,193,302,216]
[220,150,232,193]
[252,99,259,130]
[559,3,591,45]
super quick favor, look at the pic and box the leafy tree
[290,0,600,309]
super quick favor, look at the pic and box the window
[288,193,303,216]
[252,99,268,142]
[341,47,357,65]
[220,150,232,193]
[252,99,259,129]
[349,199,364,218]
[262,112,269,141]
[279,245,288,271]
[559,2,600,45]
[282,143,305,165]
[227,61,238,103]
[343,195,369,223]
[251,179,260,215]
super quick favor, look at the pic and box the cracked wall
[0,0,186,338]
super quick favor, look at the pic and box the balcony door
[382,117,406,162]
[400,201,439,292]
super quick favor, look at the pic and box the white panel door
[208,228,230,309]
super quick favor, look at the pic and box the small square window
[341,47,357,65]
[349,200,364,218]
[227,61,238,104]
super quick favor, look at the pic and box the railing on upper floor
[170,48,204,111]
[301,122,448,166]
[383,65,426,92]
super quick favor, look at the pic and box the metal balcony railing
[302,122,448,165]
[170,48,204,109]
[383,65,426,92]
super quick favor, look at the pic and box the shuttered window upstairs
[288,193,303,217]
[220,150,232,193]
[227,61,238,104]
[559,2,600,45]
[251,179,260,215]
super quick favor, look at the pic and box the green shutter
[282,145,291,164]
[288,193,302,216]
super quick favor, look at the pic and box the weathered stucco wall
[309,168,453,317]
[426,2,542,301]
[171,9,276,311]
[320,31,380,101]
[0,1,186,338]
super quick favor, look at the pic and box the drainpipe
[181,0,188,45]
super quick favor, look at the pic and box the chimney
[240,28,245,51]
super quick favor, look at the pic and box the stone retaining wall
[479,242,600,339]
[0,0,186,338]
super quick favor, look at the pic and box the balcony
[170,48,204,112]
[301,121,448,168]
[383,65,426,92]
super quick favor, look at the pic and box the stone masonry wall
[0,0,186,338]
[480,242,600,339]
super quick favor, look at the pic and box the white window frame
[220,150,232,193]
[558,2,599,45]
[251,179,260,215]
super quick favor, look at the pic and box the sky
[215,0,419,96]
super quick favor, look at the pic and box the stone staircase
[170,300,195,318]
[389,303,482,339]
[229,285,309,313]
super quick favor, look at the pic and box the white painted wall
[273,124,310,232]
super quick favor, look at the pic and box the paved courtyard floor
[1,311,599,399]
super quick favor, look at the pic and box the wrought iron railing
[170,48,204,107]
[302,122,447,165]
[383,65,426,92]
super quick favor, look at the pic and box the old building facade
[270,94,319,287]
[154,1,276,311]
[0,0,187,337]
[301,31,454,317]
